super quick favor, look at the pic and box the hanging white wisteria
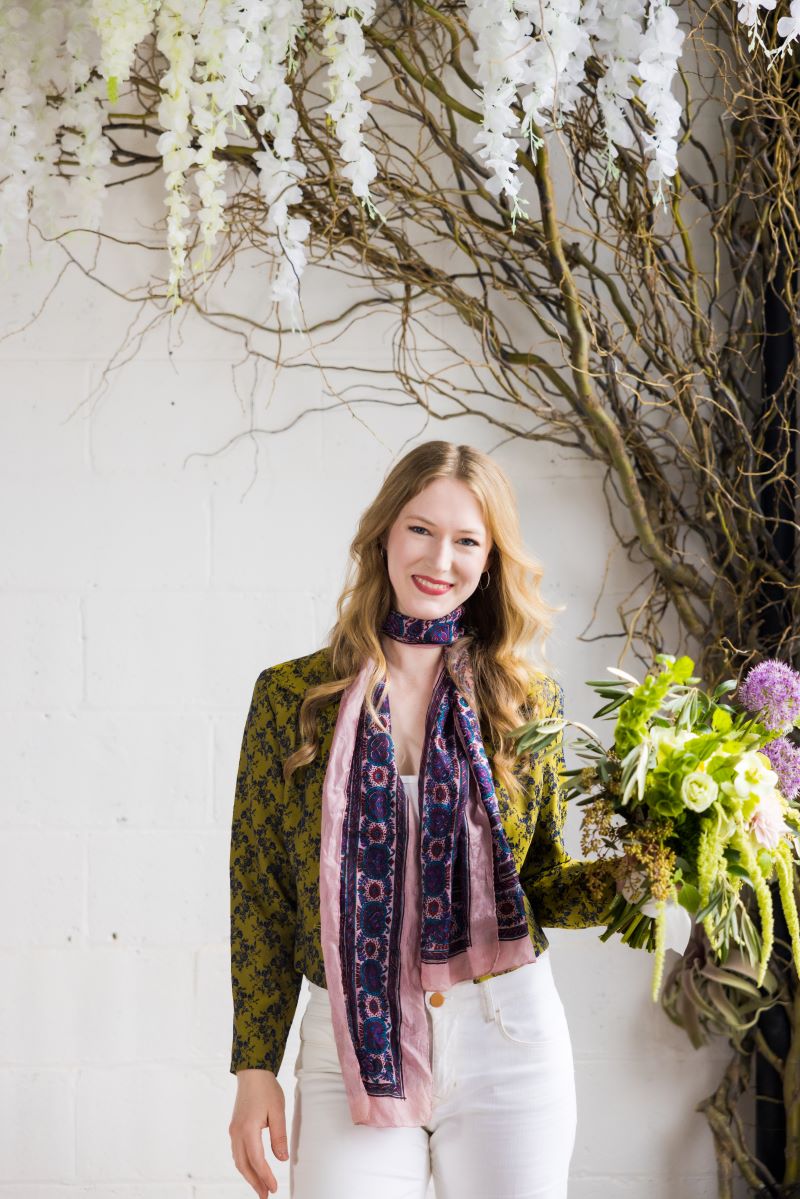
[636,0,685,205]
[89,0,159,101]
[0,3,57,246]
[154,0,201,305]
[587,0,648,185]
[191,0,248,262]
[0,0,794,327]
[518,0,594,151]
[320,0,380,219]
[463,0,535,231]
[0,2,110,246]
[247,0,309,329]
[62,2,113,226]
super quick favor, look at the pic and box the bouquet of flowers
[512,655,800,1000]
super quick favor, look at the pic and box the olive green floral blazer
[229,647,617,1076]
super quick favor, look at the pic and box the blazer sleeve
[519,675,618,928]
[229,668,302,1075]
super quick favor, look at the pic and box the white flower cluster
[463,0,685,216]
[765,0,800,62]
[734,0,784,59]
[636,0,685,207]
[0,3,56,245]
[0,0,314,326]
[155,0,202,304]
[582,0,647,184]
[0,0,796,323]
[463,0,536,231]
[61,4,113,229]
[0,1,110,249]
[147,0,315,324]
[90,0,158,101]
[193,2,250,264]
[320,0,379,216]
[247,0,310,330]
[517,0,594,153]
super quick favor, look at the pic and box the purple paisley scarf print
[318,603,536,1126]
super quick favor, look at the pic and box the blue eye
[409,525,479,547]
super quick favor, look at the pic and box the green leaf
[712,708,733,733]
[740,908,763,969]
[677,882,701,914]
[696,891,723,922]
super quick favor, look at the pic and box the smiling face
[382,476,492,618]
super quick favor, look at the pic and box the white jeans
[289,950,577,1199]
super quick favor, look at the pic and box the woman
[228,440,619,1199]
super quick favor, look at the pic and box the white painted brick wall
[0,189,742,1199]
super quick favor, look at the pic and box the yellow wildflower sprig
[651,897,667,1000]
[697,817,724,928]
[774,838,800,977]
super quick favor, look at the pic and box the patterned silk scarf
[319,603,536,1126]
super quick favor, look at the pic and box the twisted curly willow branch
[27,0,796,685]
[661,925,795,1196]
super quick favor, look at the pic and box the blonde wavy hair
[284,440,564,802]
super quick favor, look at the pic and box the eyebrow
[405,513,484,536]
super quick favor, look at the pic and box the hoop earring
[479,569,490,591]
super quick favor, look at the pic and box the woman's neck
[380,634,445,687]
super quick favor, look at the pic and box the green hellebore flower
[648,786,686,819]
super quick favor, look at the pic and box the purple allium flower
[736,658,800,731]
[760,736,800,801]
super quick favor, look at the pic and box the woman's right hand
[229,1069,290,1196]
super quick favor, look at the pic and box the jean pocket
[493,983,568,1048]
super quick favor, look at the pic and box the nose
[428,537,454,575]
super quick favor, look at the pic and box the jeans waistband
[306,948,552,1024]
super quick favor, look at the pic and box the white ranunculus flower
[681,770,718,812]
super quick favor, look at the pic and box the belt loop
[478,976,496,1022]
